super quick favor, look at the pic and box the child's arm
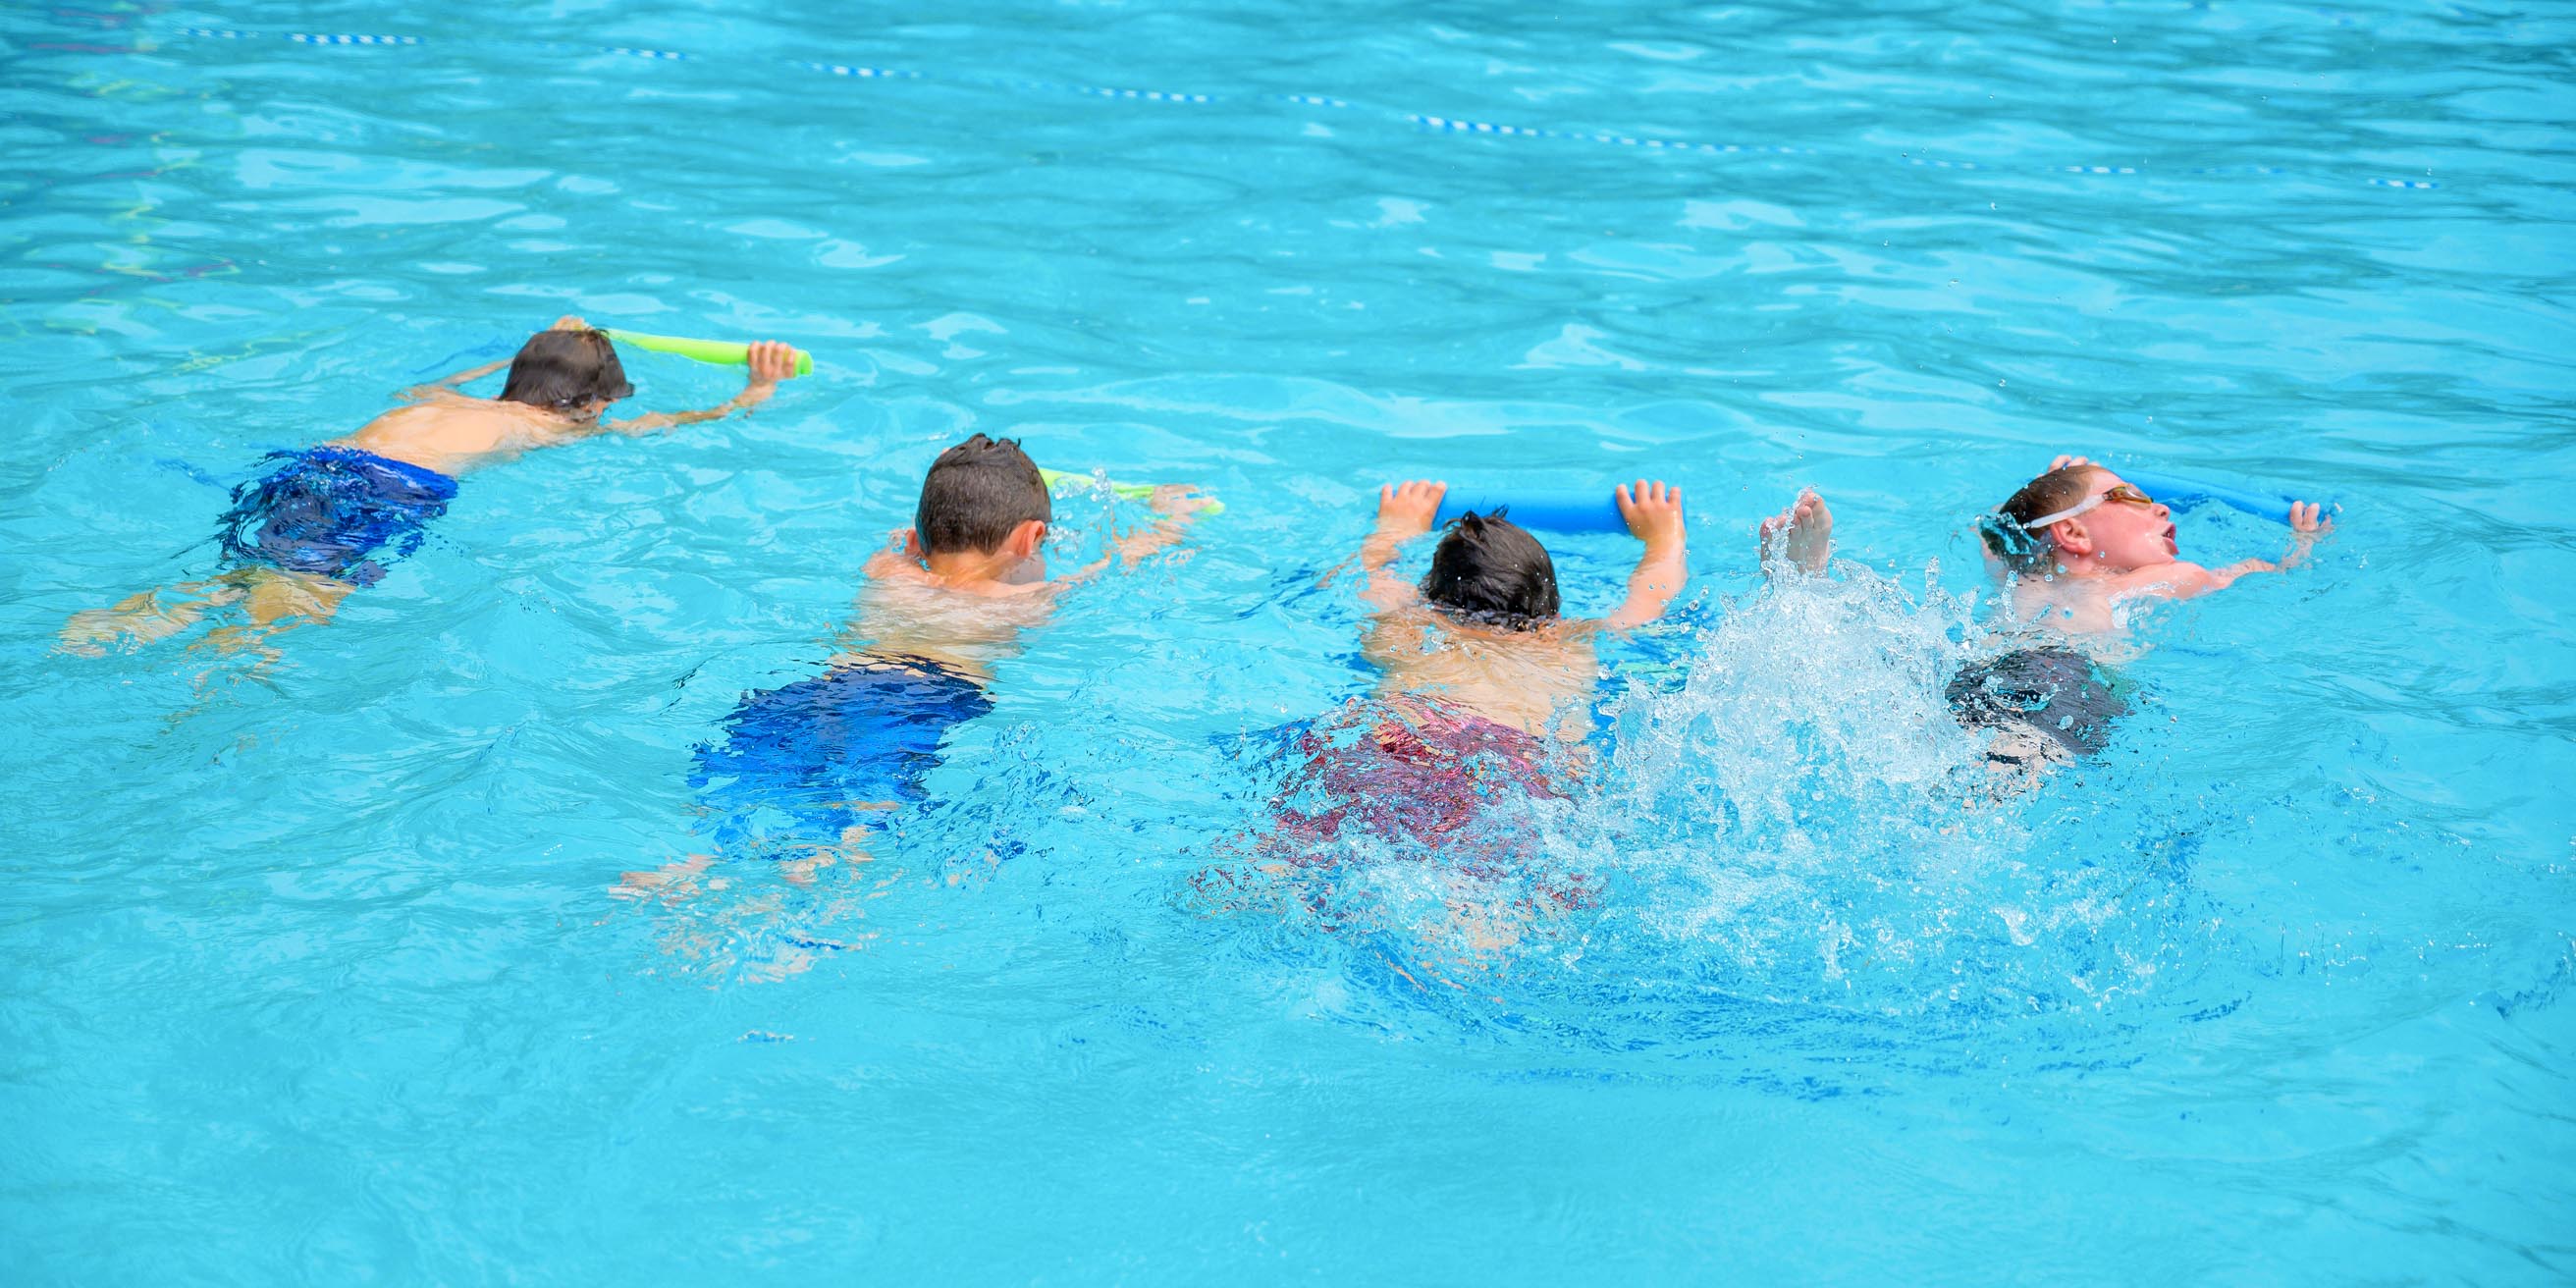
[1360,480,1444,611]
[1602,480,1688,630]
[1045,486,1220,586]
[602,341,800,436]
[1109,486,1216,567]
[398,357,511,402]
[400,314,596,401]
[2118,501,2333,600]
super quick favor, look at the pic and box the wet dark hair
[1421,510,1560,630]
[1980,464,2102,572]
[915,433,1051,556]
[499,329,633,414]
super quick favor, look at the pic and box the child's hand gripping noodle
[1359,477,1687,741]
[1221,478,1688,975]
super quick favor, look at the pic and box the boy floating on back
[62,316,801,654]
[1752,456,2329,781]
[1981,455,2330,634]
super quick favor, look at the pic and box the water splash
[1476,567,2237,1072]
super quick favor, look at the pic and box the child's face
[2081,471,2179,569]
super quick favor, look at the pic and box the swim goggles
[2020,483,2157,530]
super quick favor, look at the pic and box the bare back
[835,550,1063,682]
[1364,608,1601,740]
[336,390,592,477]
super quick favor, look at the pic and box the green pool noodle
[1039,467,1224,515]
[602,328,814,377]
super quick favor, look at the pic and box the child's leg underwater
[194,568,356,659]
[60,577,248,654]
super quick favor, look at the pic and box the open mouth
[2164,523,2178,551]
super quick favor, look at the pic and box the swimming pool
[4,0,2571,1279]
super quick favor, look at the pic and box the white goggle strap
[2019,492,2105,531]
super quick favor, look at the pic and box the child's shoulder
[861,546,915,581]
[2104,562,2224,600]
[348,397,576,474]
[862,553,1061,603]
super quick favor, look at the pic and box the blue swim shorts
[690,656,994,843]
[217,446,458,586]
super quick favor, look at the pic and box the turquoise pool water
[5,1,2572,1280]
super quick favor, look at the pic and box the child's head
[1421,510,1560,630]
[500,328,633,417]
[1986,464,2176,574]
[915,433,1051,558]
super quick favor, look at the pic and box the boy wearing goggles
[1984,455,2330,635]
[1754,456,2330,785]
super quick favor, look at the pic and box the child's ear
[2051,519,2095,557]
[1006,519,1047,560]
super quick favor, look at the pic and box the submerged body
[689,654,997,848]
[1361,609,1603,742]
[215,446,461,587]
[676,553,1065,874]
[1231,693,1598,956]
[1945,644,2130,782]
[1267,694,1575,860]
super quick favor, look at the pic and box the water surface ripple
[2,0,2571,1280]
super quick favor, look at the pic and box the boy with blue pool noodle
[1969,454,2328,777]
[1219,478,1684,959]
[1358,478,1688,742]
[61,316,802,654]
[1760,454,2330,782]
[625,433,1210,895]
[1982,454,2331,635]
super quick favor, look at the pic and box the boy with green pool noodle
[619,433,1214,901]
[62,316,804,653]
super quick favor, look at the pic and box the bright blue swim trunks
[690,656,993,844]
[218,446,458,586]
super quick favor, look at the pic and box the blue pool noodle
[2119,469,2323,525]
[1432,488,1627,534]
[1427,474,2324,532]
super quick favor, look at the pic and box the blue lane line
[154,27,2444,189]
[804,62,921,80]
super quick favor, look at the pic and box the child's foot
[1757,489,1833,576]
[60,590,220,654]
